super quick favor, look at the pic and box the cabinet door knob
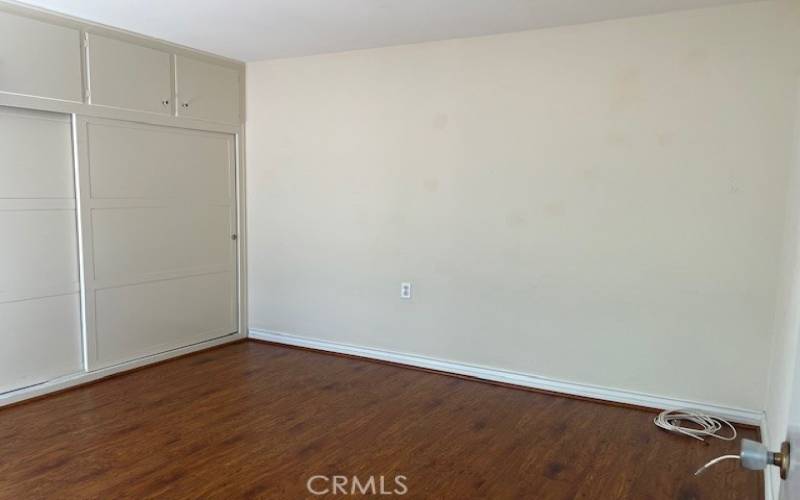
[182,102,190,109]
[162,99,170,106]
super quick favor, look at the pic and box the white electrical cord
[694,455,740,476]
[653,408,737,442]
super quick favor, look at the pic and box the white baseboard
[0,332,245,408]
[250,328,763,426]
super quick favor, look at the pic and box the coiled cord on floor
[653,408,737,442]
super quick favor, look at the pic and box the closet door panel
[87,34,172,114]
[0,11,82,102]
[0,210,78,301]
[0,294,82,393]
[80,118,237,369]
[94,273,235,366]
[0,106,82,393]
[86,122,232,200]
[0,108,76,197]
[91,205,232,284]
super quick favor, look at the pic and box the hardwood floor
[0,340,761,499]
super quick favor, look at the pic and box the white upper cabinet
[0,9,243,124]
[87,34,172,115]
[0,11,82,102]
[176,55,240,124]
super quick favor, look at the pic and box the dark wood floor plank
[0,341,761,499]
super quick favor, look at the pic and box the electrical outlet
[400,282,412,299]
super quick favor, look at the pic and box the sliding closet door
[0,107,82,392]
[76,118,237,369]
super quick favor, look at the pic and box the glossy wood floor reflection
[0,341,761,499]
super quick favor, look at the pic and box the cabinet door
[0,11,82,102]
[176,55,240,124]
[87,34,172,114]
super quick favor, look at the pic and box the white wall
[246,1,800,412]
